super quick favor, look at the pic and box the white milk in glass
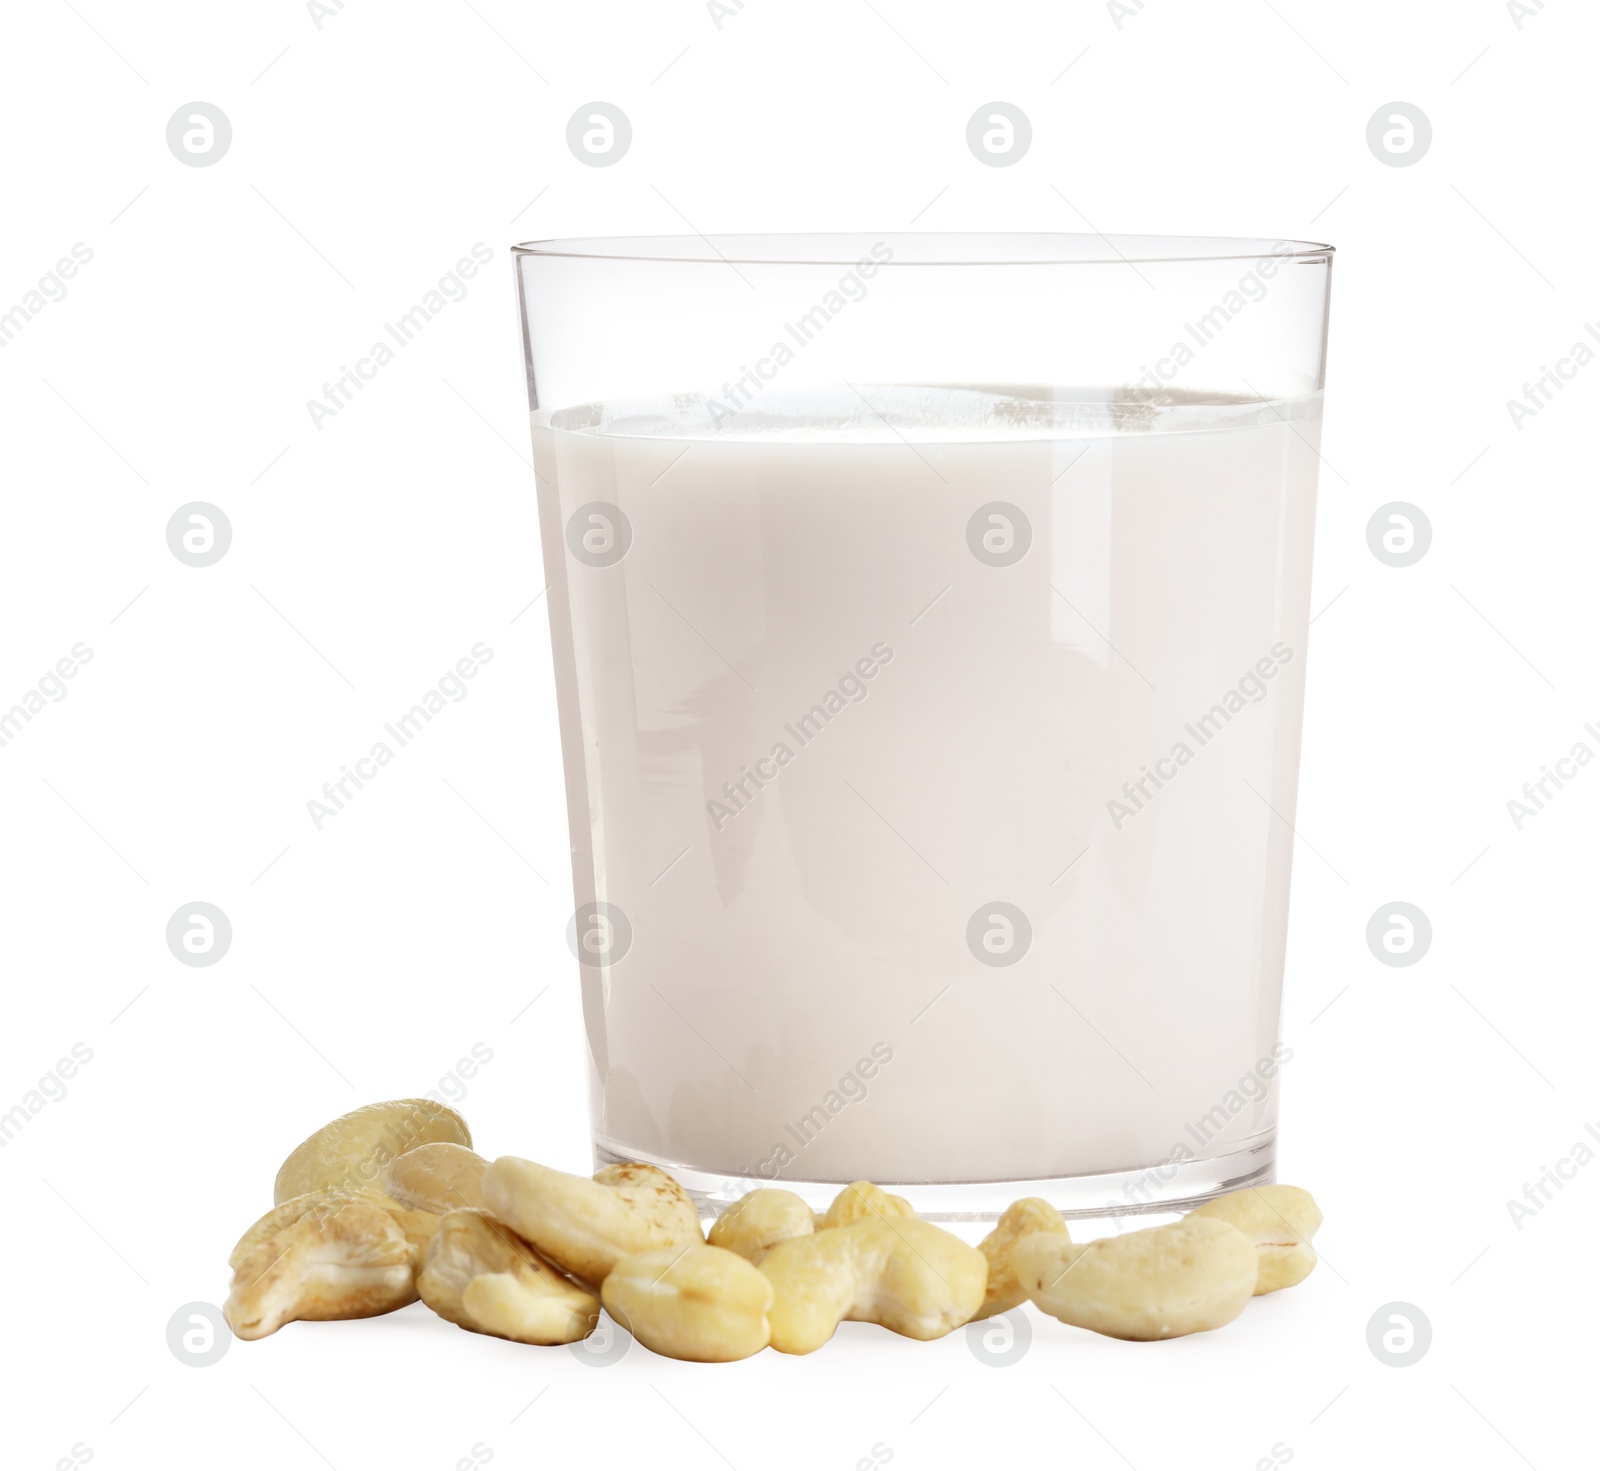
[534,386,1318,1198]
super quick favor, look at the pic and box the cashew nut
[707,1189,816,1264]
[418,1209,598,1345]
[230,1189,439,1270]
[603,1245,774,1361]
[975,1198,1070,1319]
[819,1181,916,1230]
[385,1142,488,1215]
[480,1157,702,1288]
[224,1190,432,1341]
[1188,1185,1322,1294]
[759,1216,987,1354]
[1013,1216,1257,1340]
[274,1099,471,1204]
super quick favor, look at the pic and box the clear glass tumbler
[515,234,1333,1219]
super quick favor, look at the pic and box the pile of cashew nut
[223,1098,1322,1358]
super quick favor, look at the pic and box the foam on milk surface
[547,383,1321,443]
[535,385,1320,1184]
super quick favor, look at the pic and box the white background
[3,1,1596,1467]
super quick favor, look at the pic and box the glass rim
[511,233,1335,267]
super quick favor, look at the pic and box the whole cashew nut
[224,1190,431,1341]
[481,1157,702,1288]
[603,1244,774,1361]
[274,1099,471,1205]
[707,1189,816,1264]
[759,1216,987,1354]
[1188,1184,1322,1294]
[1013,1216,1257,1340]
[418,1208,598,1345]
[975,1197,1070,1319]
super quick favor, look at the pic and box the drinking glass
[515,233,1333,1218]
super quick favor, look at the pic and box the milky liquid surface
[533,386,1319,1184]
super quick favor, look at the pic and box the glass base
[595,1135,1274,1224]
